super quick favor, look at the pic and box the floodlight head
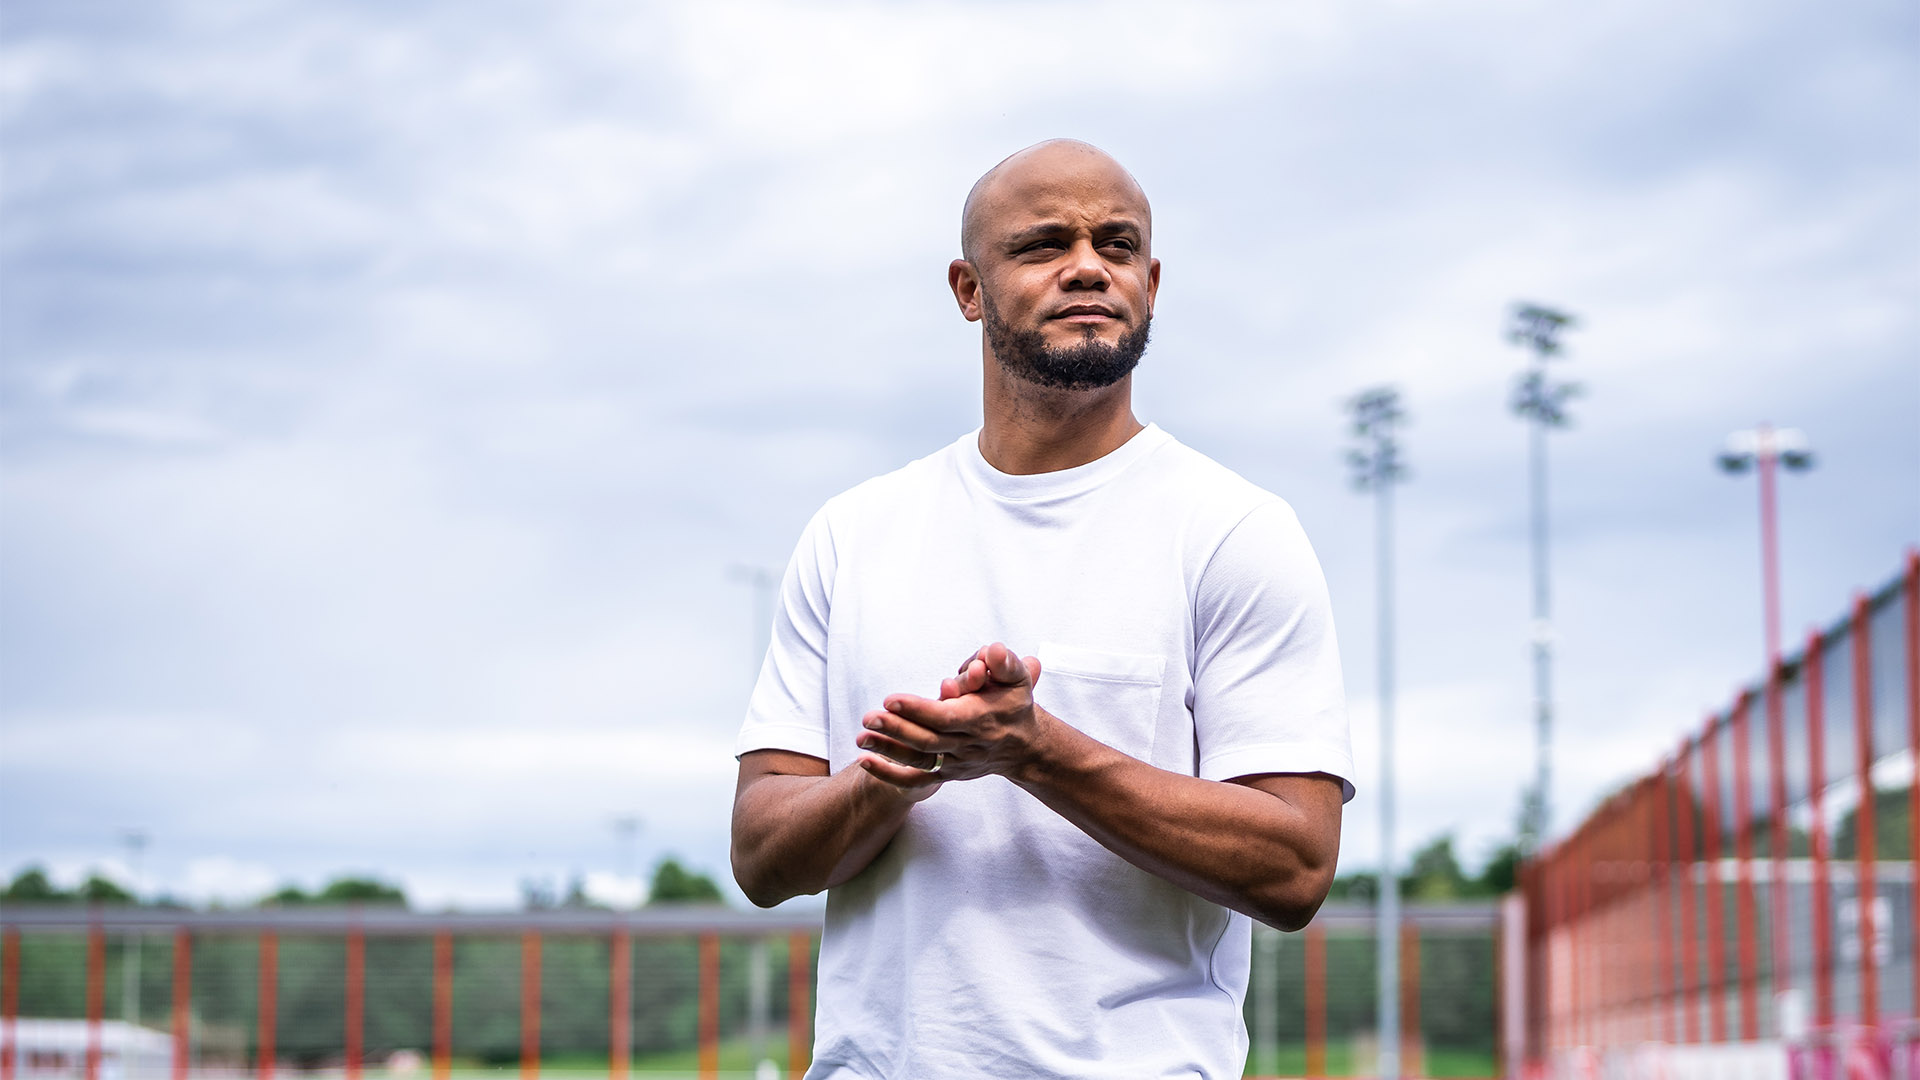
[1717,452,1754,474]
[1507,302,1577,359]
[1780,450,1814,471]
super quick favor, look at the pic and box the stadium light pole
[1717,425,1813,669]
[1347,387,1407,1080]
[1507,303,1580,855]
[1717,423,1812,1014]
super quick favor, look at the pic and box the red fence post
[258,931,277,1080]
[1905,550,1919,1018]
[86,914,103,1080]
[345,927,364,1080]
[521,932,542,1080]
[787,932,811,1080]
[1806,630,1835,1027]
[1650,768,1672,1044]
[433,931,452,1080]
[698,932,719,1080]
[1766,651,1793,1013]
[1494,904,1506,1080]
[609,929,630,1080]
[1731,695,1760,1039]
[1305,925,1327,1077]
[2,928,18,1080]
[1700,719,1727,1043]
[1849,595,1879,1027]
[1675,744,1700,1044]
[172,930,191,1080]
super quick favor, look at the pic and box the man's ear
[1146,257,1161,315]
[949,260,984,323]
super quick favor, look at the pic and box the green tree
[3,866,68,903]
[1475,842,1522,895]
[316,876,407,905]
[1404,835,1471,900]
[1832,786,1911,860]
[648,857,724,904]
[77,874,134,902]
[259,876,406,907]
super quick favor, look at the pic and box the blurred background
[2,1,1914,1077]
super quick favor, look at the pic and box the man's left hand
[854,642,1050,787]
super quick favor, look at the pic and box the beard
[983,293,1152,391]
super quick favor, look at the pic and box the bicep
[734,749,829,801]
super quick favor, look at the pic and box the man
[730,140,1352,1078]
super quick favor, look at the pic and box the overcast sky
[3,0,1915,910]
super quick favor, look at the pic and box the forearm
[730,763,918,907]
[1012,714,1340,930]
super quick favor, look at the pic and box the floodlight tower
[1507,303,1579,856]
[1718,423,1812,1005]
[1717,425,1813,668]
[1347,387,1407,1080]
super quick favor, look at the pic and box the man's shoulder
[1141,428,1293,522]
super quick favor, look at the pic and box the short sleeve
[734,506,837,761]
[1191,499,1354,801]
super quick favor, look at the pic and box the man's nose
[1059,238,1111,290]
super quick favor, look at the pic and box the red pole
[1766,649,1793,1008]
[1675,746,1700,1044]
[1653,766,1675,1044]
[86,915,103,1080]
[1493,905,1505,1080]
[609,930,630,1080]
[1305,925,1327,1077]
[522,932,542,1080]
[1904,550,1919,1018]
[1731,695,1760,1038]
[171,930,191,1080]
[433,932,452,1080]
[1581,830,1595,1047]
[787,932,811,1080]
[1581,830,1596,1047]
[1757,429,1783,658]
[1806,631,1834,1027]
[1699,719,1727,1043]
[1849,595,1878,1027]
[345,928,364,1080]
[1634,792,1650,1041]
[432,926,449,1076]
[258,931,277,1080]
[698,933,719,1080]
[2,928,18,1080]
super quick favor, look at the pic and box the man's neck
[978,362,1145,476]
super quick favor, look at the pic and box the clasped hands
[854,642,1050,801]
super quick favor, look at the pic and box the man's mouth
[1052,305,1119,322]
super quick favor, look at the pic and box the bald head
[960,139,1152,266]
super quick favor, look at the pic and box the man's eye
[1104,239,1136,253]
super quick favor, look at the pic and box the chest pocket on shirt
[1033,642,1166,762]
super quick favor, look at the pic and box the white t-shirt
[737,423,1352,1080]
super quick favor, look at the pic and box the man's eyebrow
[1001,218,1146,247]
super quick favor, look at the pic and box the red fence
[1,901,1505,1079]
[1518,552,1919,1078]
[0,907,818,1080]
